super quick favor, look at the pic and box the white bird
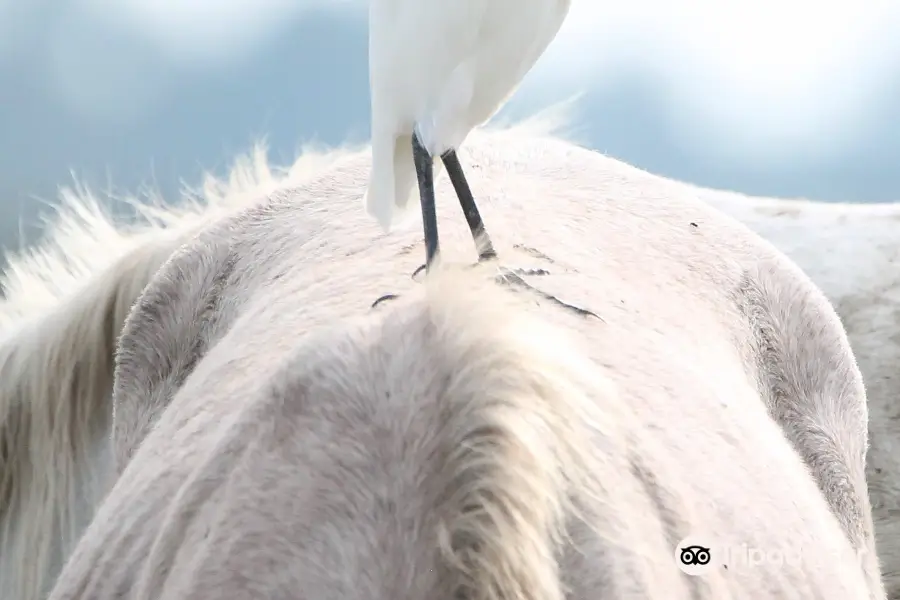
[364,0,572,274]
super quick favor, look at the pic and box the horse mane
[0,143,355,600]
[405,271,614,600]
[0,106,575,600]
[269,268,619,600]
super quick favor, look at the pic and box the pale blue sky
[2,0,900,249]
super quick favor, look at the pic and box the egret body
[364,0,571,272]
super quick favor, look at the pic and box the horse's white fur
[0,144,358,600]
[52,262,878,598]
[700,189,900,587]
[38,123,887,598]
[0,111,891,598]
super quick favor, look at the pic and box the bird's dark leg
[441,150,497,262]
[413,132,440,273]
[401,140,596,318]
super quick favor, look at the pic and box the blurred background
[2,0,900,252]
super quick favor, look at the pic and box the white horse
[0,116,888,599]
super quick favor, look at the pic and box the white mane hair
[0,143,360,600]
[0,102,897,598]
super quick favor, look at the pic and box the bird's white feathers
[364,0,572,232]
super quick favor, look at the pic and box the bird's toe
[493,266,600,320]
[371,293,401,309]
[411,264,428,282]
[506,265,550,277]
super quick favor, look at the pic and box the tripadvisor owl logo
[675,534,806,576]
[675,535,714,576]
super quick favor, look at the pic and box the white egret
[364,0,572,274]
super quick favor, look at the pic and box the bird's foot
[410,260,551,286]
[411,249,498,282]
[493,265,601,320]
[395,262,599,319]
